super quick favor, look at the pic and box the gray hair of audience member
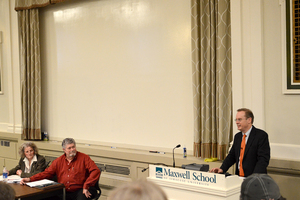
[0,182,16,200]
[62,138,76,149]
[108,179,168,200]
[18,142,39,158]
[240,173,286,200]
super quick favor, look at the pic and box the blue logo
[156,167,163,179]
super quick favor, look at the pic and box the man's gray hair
[62,138,76,149]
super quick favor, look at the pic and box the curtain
[19,9,42,140]
[16,0,68,140]
[191,0,232,160]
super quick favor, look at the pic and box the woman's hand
[16,170,22,176]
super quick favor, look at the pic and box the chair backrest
[46,160,52,168]
[91,176,101,200]
[45,157,58,182]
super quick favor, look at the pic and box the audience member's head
[108,179,168,200]
[0,182,15,200]
[240,173,286,200]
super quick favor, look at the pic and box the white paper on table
[26,179,55,187]
[7,175,22,183]
[0,175,21,183]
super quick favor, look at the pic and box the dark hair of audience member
[0,182,15,200]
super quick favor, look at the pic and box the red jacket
[30,151,100,192]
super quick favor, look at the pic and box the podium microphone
[141,167,149,172]
[173,144,181,167]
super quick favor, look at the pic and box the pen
[149,151,165,154]
[43,183,53,187]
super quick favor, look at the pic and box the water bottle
[183,145,187,158]
[3,166,8,181]
[43,132,49,141]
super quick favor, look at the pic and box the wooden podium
[147,165,243,200]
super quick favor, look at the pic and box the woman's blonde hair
[18,142,38,158]
[108,179,168,200]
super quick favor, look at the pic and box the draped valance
[15,0,69,11]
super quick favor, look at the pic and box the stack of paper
[26,179,55,187]
[0,175,21,183]
[26,179,61,189]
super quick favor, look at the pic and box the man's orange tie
[239,134,246,177]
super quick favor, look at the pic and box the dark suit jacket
[8,154,47,178]
[220,126,270,177]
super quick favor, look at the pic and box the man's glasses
[235,118,247,122]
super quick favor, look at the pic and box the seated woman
[8,142,47,178]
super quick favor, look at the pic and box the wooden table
[8,182,65,200]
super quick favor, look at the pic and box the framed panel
[282,0,300,94]
[0,31,2,95]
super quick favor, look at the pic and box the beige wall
[263,0,300,144]
[0,0,299,158]
[0,0,21,133]
[231,0,300,160]
[1,1,299,199]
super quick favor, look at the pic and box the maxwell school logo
[155,167,163,178]
[155,167,217,185]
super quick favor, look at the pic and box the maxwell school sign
[155,166,217,187]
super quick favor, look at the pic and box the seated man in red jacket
[21,138,101,200]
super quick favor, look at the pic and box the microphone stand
[173,144,181,167]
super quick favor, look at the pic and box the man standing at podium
[210,108,270,177]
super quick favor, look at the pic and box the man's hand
[209,168,224,174]
[20,178,30,185]
[83,189,92,198]
[16,170,22,176]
